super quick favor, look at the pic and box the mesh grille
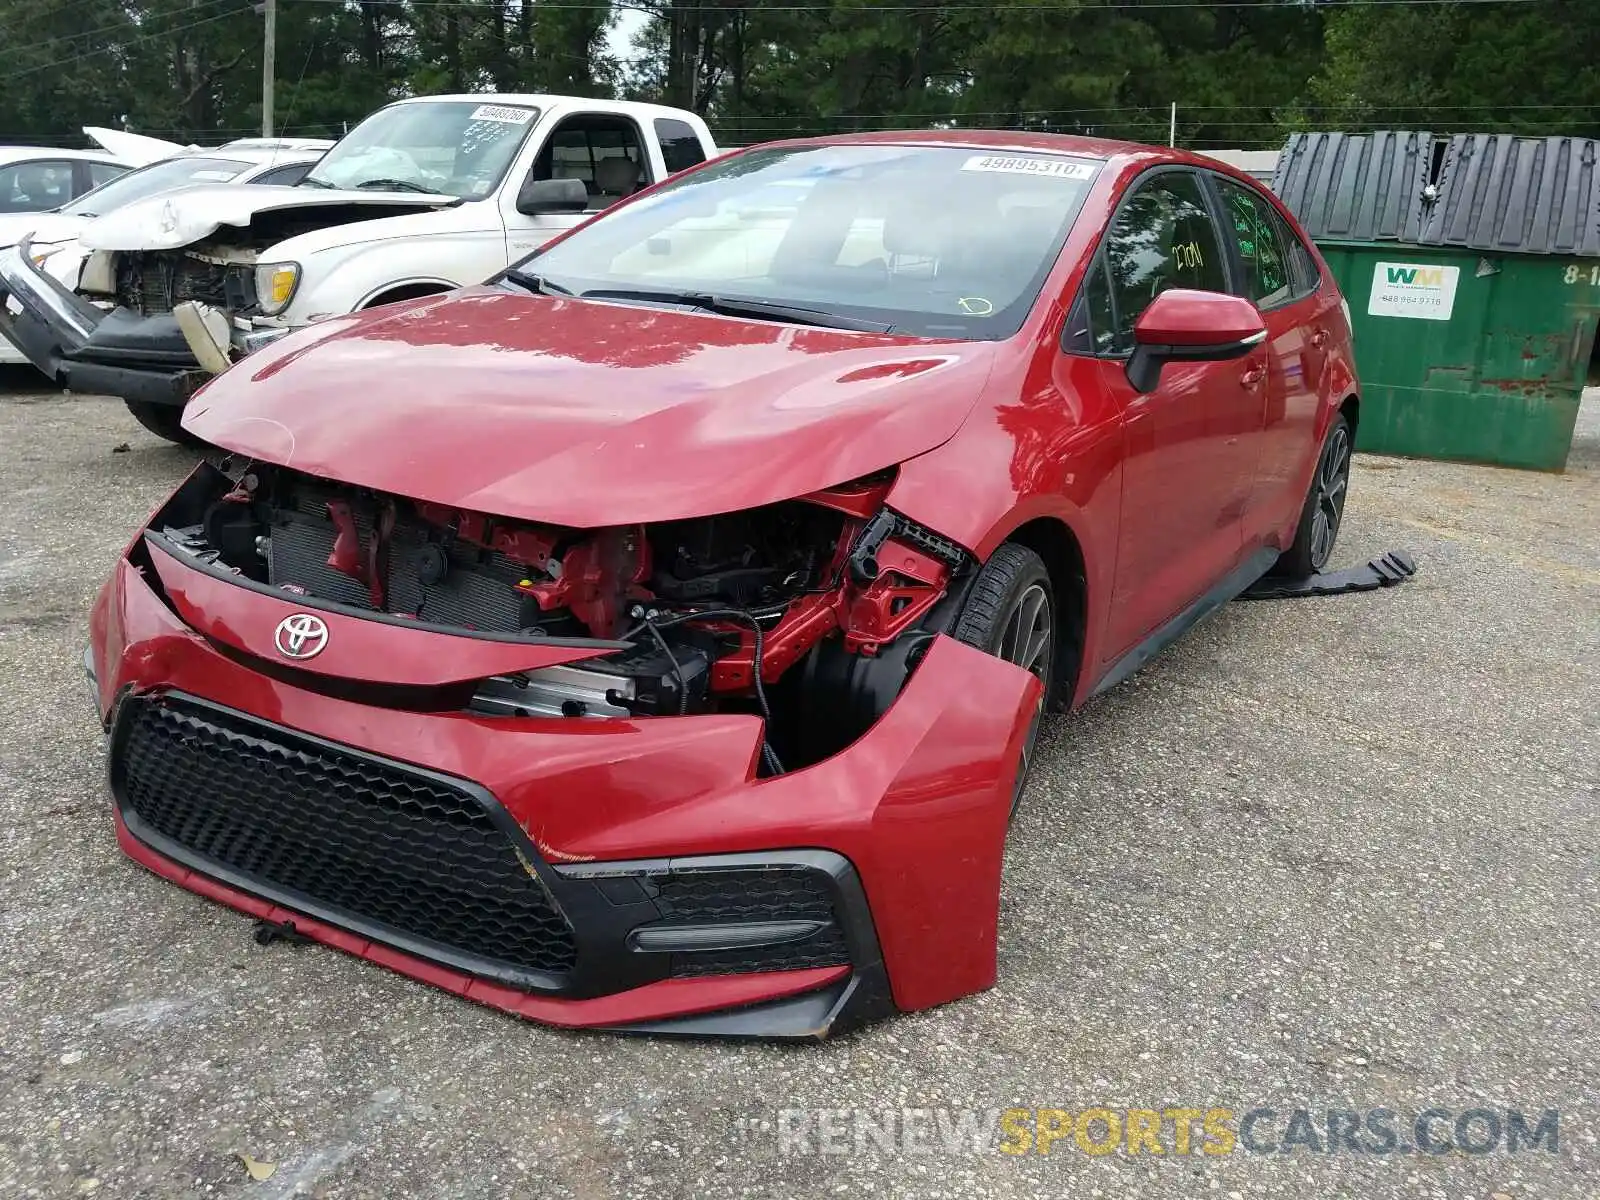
[653,868,850,977]
[116,695,577,977]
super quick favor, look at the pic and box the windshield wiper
[298,176,336,189]
[578,287,895,333]
[353,178,442,195]
[504,269,574,297]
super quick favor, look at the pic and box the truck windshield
[302,101,540,199]
[515,143,1101,340]
[63,156,250,218]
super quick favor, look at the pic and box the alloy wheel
[1309,423,1351,572]
[998,582,1053,813]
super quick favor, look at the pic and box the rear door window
[86,161,127,189]
[1274,209,1321,298]
[1216,177,1293,309]
[654,118,707,174]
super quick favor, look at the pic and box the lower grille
[652,868,851,977]
[113,694,578,981]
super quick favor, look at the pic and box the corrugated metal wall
[1424,134,1600,256]
[1273,130,1600,258]
[1273,131,1432,243]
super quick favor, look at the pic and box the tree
[1311,0,1600,137]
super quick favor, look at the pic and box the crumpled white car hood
[78,184,455,252]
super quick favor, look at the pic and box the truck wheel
[952,543,1054,815]
[124,400,201,448]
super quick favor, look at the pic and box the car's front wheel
[1276,413,1352,578]
[952,543,1054,815]
[124,400,201,448]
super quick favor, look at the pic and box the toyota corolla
[86,132,1357,1037]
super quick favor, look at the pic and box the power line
[287,0,1546,10]
[5,7,249,82]
[0,0,236,54]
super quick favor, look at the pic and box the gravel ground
[0,371,1595,1199]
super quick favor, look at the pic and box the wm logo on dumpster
[1369,261,1460,321]
[1385,265,1445,286]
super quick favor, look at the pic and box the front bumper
[0,240,289,404]
[88,547,1040,1037]
[0,240,208,405]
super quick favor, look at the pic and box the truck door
[502,112,658,262]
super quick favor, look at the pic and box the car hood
[0,211,87,250]
[184,288,997,526]
[79,184,456,251]
[83,126,190,166]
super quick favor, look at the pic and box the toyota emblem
[274,613,329,660]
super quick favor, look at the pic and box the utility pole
[1169,102,1176,148]
[262,0,277,137]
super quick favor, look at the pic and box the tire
[124,399,202,448]
[1275,413,1352,578]
[952,543,1055,814]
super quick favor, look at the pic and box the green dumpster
[1275,131,1599,471]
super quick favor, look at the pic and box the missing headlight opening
[147,462,973,774]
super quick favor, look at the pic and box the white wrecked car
[0,137,328,370]
[0,94,715,442]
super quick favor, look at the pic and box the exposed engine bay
[78,203,441,317]
[144,461,975,773]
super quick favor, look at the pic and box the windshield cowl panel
[304,101,540,200]
[516,143,1102,341]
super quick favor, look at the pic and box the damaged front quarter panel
[101,475,1042,1019]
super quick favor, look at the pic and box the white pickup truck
[0,94,716,441]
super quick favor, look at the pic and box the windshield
[303,100,539,198]
[516,144,1101,339]
[62,156,250,217]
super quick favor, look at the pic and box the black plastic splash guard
[1236,551,1417,601]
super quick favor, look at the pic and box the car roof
[388,93,708,123]
[218,137,336,153]
[0,146,125,168]
[734,128,1259,174]
[214,145,327,166]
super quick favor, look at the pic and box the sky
[605,7,650,67]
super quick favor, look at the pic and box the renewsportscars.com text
[760,1106,1560,1157]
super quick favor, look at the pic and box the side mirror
[1126,289,1267,394]
[515,177,588,216]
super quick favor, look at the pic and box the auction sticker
[471,104,535,124]
[961,154,1097,181]
[1368,261,1460,321]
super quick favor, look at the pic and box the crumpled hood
[79,184,455,251]
[184,288,997,526]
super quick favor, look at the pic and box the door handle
[1310,329,1329,348]
[1240,364,1266,388]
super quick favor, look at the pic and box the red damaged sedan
[87,133,1357,1038]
